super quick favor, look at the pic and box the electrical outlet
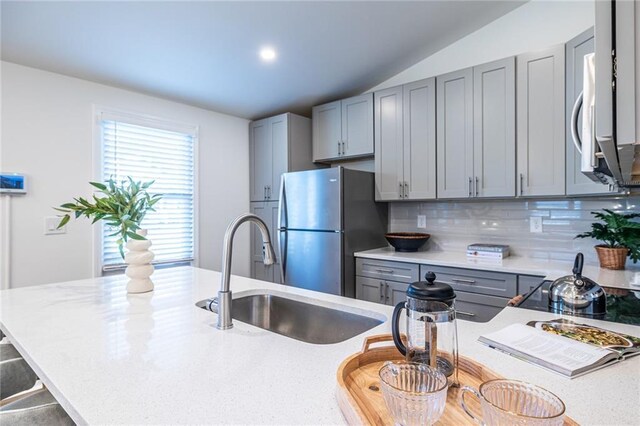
[44,216,66,235]
[417,215,427,229]
[530,216,543,233]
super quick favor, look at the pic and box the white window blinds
[100,115,196,270]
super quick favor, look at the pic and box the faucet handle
[263,242,276,265]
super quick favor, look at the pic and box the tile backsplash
[388,196,640,265]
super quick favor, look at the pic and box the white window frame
[92,105,199,277]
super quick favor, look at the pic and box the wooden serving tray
[336,334,577,426]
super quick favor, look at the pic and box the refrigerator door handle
[277,175,286,230]
[278,229,286,284]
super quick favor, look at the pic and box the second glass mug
[459,379,566,425]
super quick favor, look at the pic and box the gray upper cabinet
[312,101,341,161]
[342,94,374,157]
[437,68,474,199]
[565,28,611,196]
[516,45,566,196]
[313,93,373,162]
[473,57,516,197]
[374,85,404,200]
[437,60,515,199]
[404,79,437,200]
[250,113,315,202]
[250,118,272,202]
[374,78,437,201]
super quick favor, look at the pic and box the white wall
[370,0,594,91]
[0,62,250,288]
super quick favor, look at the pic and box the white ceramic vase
[125,229,155,294]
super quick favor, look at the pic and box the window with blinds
[99,112,196,271]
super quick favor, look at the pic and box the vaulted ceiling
[2,1,526,119]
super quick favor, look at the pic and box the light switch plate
[45,216,66,235]
[417,215,427,229]
[530,216,543,233]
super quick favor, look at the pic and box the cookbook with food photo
[527,319,640,357]
[479,319,640,378]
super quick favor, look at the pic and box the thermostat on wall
[0,173,27,194]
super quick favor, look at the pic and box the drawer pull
[457,311,476,317]
[375,268,394,274]
[452,278,476,284]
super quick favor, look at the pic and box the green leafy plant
[55,178,162,258]
[575,209,640,263]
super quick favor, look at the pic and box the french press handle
[391,302,407,356]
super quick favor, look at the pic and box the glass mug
[379,361,447,426]
[459,379,565,425]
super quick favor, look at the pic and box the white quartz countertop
[1,266,639,425]
[355,247,640,290]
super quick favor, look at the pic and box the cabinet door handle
[404,181,409,198]
[468,177,473,197]
[519,173,524,196]
[264,186,267,200]
[267,185,271,199]
[337,141,341,156]
[342,141,346,155]
[452,278,476,284]
[385,283,389,302]
[457,311,477,317]
[379,281,385,301]
[376,268,394,274]
[475,177,479,198]
[399,182,404,198]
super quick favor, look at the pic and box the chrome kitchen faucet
[217,213,276,330]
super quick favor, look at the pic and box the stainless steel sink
[196,293,384,344]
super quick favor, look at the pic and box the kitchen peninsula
[0,267,638,425]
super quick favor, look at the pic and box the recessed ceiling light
[260,47,277,62]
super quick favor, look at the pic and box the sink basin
[196,292,384,344]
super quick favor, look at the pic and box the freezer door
[279,229,343,295]
[281,168,341,231]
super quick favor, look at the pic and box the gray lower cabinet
[356,258,419,284]
[419,265,515,322]
[355,259,418,306]
[374,78,437,201]
[250,201,280,283]
[355,258,543,323]
[455,291,507,323]
[420,265,517,299]
[516,45,566,196]
[565,28,614,196]
[355,277,409,306]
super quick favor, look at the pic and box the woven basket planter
[594,245,628,270]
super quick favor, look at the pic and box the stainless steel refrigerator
[277,167,387,297]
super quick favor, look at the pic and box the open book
[478,320,640,378]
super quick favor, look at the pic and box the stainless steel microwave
[588,0,640,188]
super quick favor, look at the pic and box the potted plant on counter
[575,209,640,270]
[55,177,162,293]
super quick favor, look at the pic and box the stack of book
[466,243,510,259]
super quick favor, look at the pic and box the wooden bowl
[384,233,430,252]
